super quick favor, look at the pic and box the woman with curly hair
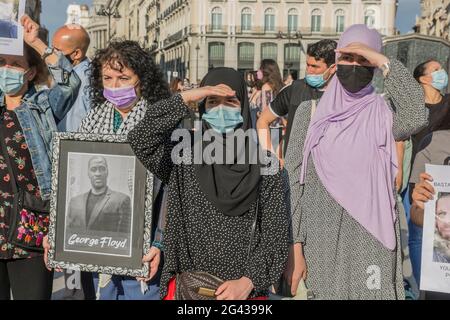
[78,40,170,300]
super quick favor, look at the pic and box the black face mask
[65,54,75,65]
[65,55,74,65]
[64,50,77,65]
[336,65,375,93]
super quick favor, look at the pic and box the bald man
[52,24,92,132]
[54,25,94,300]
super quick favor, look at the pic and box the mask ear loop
[23,68,31,77]
[324,64,336,82]
[19,68,33,85]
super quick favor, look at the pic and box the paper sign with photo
[420,164,450,294]
[0,0,24,55]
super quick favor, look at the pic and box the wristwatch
[380,61,391,78]
[41,46,54,60]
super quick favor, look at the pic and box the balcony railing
[205,25,344,37]
[163,30,183,46]
[161,0,188,19]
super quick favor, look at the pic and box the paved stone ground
[51,272,65,300]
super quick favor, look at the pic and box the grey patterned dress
[285,60,428,300]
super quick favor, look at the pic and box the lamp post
[195,44,200,84]
[96,4,121,41]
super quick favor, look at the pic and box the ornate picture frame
[47,132,153,277]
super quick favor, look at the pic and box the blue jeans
[403,187,423,285]
[93,274,161,300]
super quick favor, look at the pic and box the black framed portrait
[47,132,153,277]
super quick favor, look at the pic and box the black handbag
[0,127,50,253]
[174,193,260,300]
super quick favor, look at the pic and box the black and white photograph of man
[64,153,135,256]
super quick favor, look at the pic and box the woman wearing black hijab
[129,68,289,300]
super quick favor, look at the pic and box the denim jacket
[0,53,81,200]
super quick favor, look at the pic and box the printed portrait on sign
[433,192,450,265]
[64,153,135,257]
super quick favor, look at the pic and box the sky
[396,0,421,34]
[41,0,93,39]
[41,0,420,40]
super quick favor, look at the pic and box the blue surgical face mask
[0,67,28,95]
[431,69,449,91]
[305,74,326,88]
[202,104,243,134]
[305,66,333,88]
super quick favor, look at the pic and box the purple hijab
[300,25,398,251]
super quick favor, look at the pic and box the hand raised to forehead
[181,84,236,104]
[335,42,389,68]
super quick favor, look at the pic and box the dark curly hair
[307,39,337,67]
[89,40,170,107]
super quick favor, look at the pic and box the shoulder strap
[247,184,261,261]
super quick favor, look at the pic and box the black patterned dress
[129,95,290,298]
[0,110,43,260]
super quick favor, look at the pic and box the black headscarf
[194,68,261,217]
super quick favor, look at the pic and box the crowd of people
[0,14,449,301]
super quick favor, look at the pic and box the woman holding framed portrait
[0,15,80,300]
[75,40,170,300]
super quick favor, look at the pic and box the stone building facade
[87,0,398,81]
[415,0,450,40]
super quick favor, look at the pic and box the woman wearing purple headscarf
[283,25,427,299]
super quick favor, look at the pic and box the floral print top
[0,110,42,259]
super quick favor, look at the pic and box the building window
[261,43,278,61]
[285,44,301,65]
[365,9,376,28]
[241,7,252,31]
[238,42,255,72]
[212,7,222,31]
[311,9,321,32]
[209,42,225,68]
[288,8,298,33]
[335,9,345,33]
[284,43,301,77]
[264,8,275,32]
